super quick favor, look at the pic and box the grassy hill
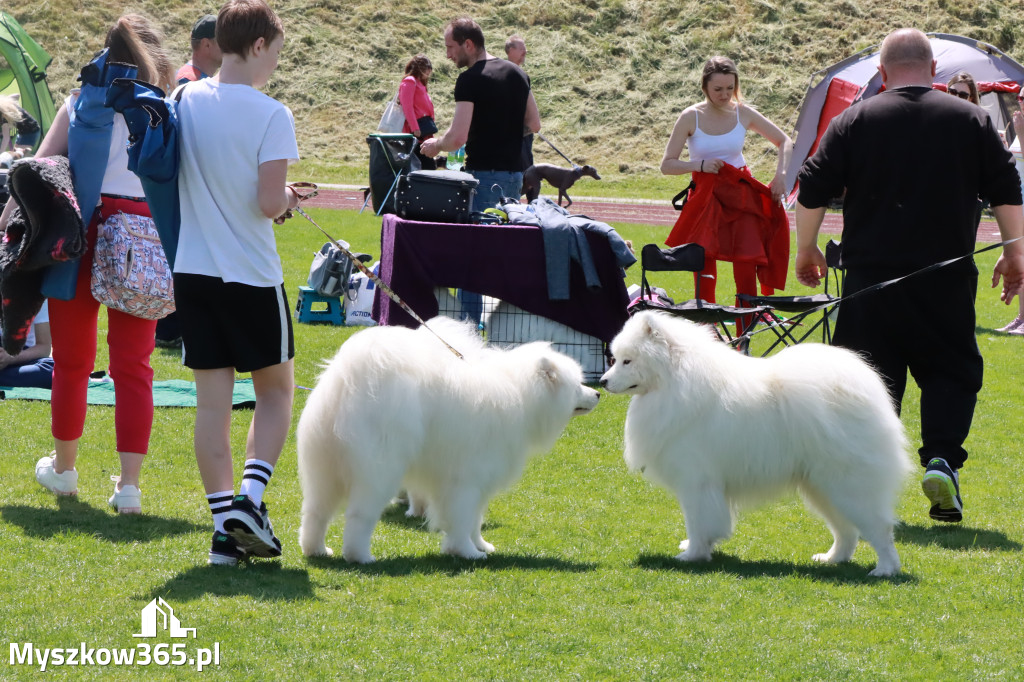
[6,0,1024,195]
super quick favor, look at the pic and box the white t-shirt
[175,79,299,286]
[1,301,48,350]
[64,92,143,200]
[24,301,49,349]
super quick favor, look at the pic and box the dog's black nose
[599,378,608,387]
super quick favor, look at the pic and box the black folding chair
[364,133,420,216]
[735,239,844,355]
[629,243,773,353]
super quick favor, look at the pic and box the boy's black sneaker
[922,458,963,523]
[222,495,283,557]
[208,531,246,566]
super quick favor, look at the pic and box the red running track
[303,188,1003,243]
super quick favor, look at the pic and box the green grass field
[2,207,1023,679]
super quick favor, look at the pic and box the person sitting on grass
[0,302,54,389]
[0,94,41,167]
[173,0,300,566]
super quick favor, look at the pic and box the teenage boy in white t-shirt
[174,0,301,566]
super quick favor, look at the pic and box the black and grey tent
[785,33,1024,199]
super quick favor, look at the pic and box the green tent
[0,11,55,145]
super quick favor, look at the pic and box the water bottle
[446,145,465,171]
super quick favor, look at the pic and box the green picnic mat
[0,378,256,409]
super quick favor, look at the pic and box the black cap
[191,14,217,41]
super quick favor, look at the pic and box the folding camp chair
[629,243,773,353]
[735,239,844,356]
[364,133,419,216]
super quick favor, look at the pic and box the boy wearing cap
[174,0,300,566]
[176,14,223,84]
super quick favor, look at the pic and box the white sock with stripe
[206,490,235,533]
[239,459,275,506]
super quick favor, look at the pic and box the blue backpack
[105,78,184,269]
[42,49,136,299]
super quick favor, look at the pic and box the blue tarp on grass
[0,378,256,409]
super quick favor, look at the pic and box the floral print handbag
[90,211,175,320]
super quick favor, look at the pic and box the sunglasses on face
[949,88,970,99]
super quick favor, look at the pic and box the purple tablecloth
[373,214,630,342]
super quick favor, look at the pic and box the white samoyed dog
[297,317,600,563]
[600,311,912,577]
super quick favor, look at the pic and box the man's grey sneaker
[208,531,247,566]
[922,457,963,523]
[222,495,282,557]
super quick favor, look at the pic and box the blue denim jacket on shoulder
[41,49,137,300]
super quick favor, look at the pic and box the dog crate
[432,288,609,382]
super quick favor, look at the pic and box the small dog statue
[522,163,601,208]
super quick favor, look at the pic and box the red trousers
[49,197,157,453]
[693,260,759,305]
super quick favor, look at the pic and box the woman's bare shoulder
[675,104,701,127]
[737,101,766,123]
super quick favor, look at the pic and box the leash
[290,203,465,360]
[731,236,1024,347]
[537,133,580,169]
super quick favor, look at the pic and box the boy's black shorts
[174,273,295,372]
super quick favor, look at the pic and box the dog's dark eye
[622,359,631,365]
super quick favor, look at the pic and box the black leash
[293,206,465,359]
[537,133,579,169]
[731,237,1024,347]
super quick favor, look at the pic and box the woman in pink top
[399,54,437,170]
[661,56,793,311]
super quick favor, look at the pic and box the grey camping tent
[785,33,1024,199]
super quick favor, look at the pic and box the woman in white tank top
[660,56,794,307]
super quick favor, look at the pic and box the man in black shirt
[505,35,534,172]
[421,17,541,212]
[795,28,1024,524]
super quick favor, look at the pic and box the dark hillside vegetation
[7,0,1023,191]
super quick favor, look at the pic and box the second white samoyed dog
[297,317,600,563]
[601,312,912,576]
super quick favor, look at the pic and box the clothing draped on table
[506,198,637,301]
[665,163,789,293]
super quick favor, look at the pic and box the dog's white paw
[407,493,429,517]
[475,539,496,554]
[301,544,334,558]
[812,550,856,565]
[678,539,689,551]
[867,562,901,577]
[674,548,712,562]
[446,547,487,560]
[442,538,487,560]
[341,549,376,564]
